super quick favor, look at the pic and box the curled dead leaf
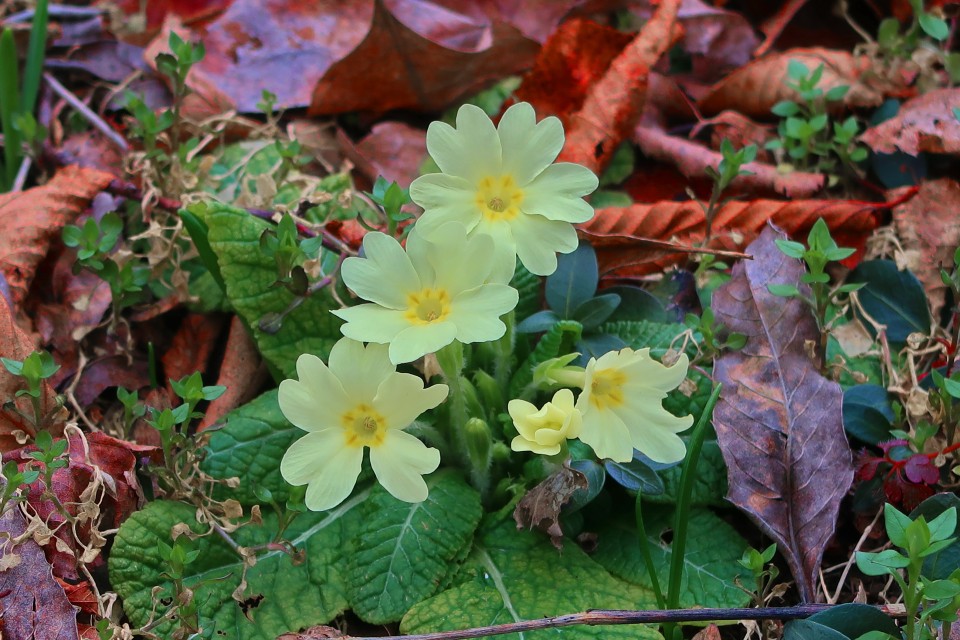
[860,87,960,156]
[514,465,588,550]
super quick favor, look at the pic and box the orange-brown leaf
[697,48,894,118]
[891,178,960,318]
[198,315,267,431]
[581,198,879,277]
[0,165,113,307]
[860,87,960,156]
[557,0,683,174]
[310,0,539,115]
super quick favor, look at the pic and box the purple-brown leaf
[514,465,588,550]
[711,223,853,603]
[0,480,81,640]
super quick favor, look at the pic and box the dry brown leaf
[712,225,853,602]
[558,0,683,174]
[0,166,113,307]
[310,0,539,115]
[353,122,427,189]
[198,315,267,431]
[860,87,960,156]
[580,197,879,277]
[513,465,588,550]
[634,125,823,197]
[890,178,960,319]
[698,48,894,117]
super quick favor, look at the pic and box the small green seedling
[856,504,960,640]
[1,350,60,430]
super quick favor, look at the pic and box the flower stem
[664,382,722,640]
[436,342,470,465]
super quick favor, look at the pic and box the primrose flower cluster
[277,102,693,511]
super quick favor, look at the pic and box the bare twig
[43,72,130,152]
[332,605,906,640]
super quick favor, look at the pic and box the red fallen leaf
[634,125,824,198]
[580,196,879,277]
[71,355,151,408]
[310,0,540,115]
[109,0,233,41]
[6,430,160,580]
[55,578,99,615]
[712,224,854,603]
[162,313,226,391]
[890,178,960,319]
[0,296,61,452]
[437,0,626,44]
[0,165,113,307]
[198,315,267,431]
[558,0,683,175]
[324,219,368,251]
[698,48,900,118]
[629,0,758,78]
[513,465,588,550]
[860,87,960,156]
[57,132,126,179]
[353,122,427,189]
[0,486,80,640]
[514,18,634,129]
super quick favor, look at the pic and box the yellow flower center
[342,403,387,447]
[405,288,451,325]
[589,369,626,410]
[476,175,523,222]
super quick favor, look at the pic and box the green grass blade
[21,0,49,116]
[0,28,22,189]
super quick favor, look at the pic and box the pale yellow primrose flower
[576,348,693,464]
[278,338,448,510]
[509,388,582,456]
[332,223,519,365]
[409,102,599,277]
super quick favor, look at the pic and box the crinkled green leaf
[592,507,750,609]
[347,472,482,624]
[110,494,366,639]
[197,202,342,378]
[401,516,660,640]
[202,390,297,506]
[600,320,687,360]
[513,263,543,326]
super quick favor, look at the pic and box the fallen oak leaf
[860,87,960,156]
[581,196,881,277]
[697,48,899,118]
[754,0,810,57]
[0,478,81,640]
[557,0,683,174]
[634,125,824,198]
[310,0,540,115]
[0,165,113,307]
[711,224,854,603]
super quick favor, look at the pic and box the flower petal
[340,232,420,309]
[522,163,598,223]
[333,305,410,344]
[409,173,480,234]
[576,407,634,463]
[620,417,688,464]
[327,339,395,403]
[373,373,448,429]
[369,430,441,503]
[278,355,351,431]
[510,213,578,276]
[280,430,364,510]
[620,396,695,434]
[426,104,501,181]
[498,103,564,185]
[429,226,494,293]
[472,220,517,284]
[387,322,459,364]
[621,351,690,395]
[447,284,518,343]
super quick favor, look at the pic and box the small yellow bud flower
[509,389,583,456]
